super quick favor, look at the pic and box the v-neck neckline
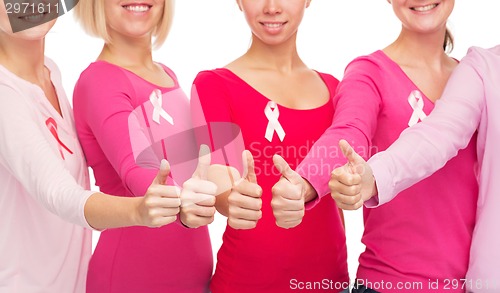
[0,59,69,127]
[376,50,436,105]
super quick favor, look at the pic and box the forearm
[84,192,141,230]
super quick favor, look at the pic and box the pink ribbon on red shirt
[45,117,73,160]
[264,101,286,142]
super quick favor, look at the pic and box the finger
[276,219,302,229]
[146,196,182,209]
[241,150,257,184]
[194,194,217,207]
[150,216,177,228]
[339,139,365,170]
[193,144,211,180]
[272,178,302,201]
[229,206,262,221]
[233,180,262,199]
[335,199,364,211]
[333,192,362,206]
[184,205,216,218]
[228,190,262,211]
[271,197,304,211]
[228,218,258,230]
[148,185,181,199]
[154,159,171,185]
[149,206,180,218]
[330,170,362,188]
[273,154,302,185]
[183,179,218,195]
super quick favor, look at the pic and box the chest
[236,72,330,110]
[226,94,334,173]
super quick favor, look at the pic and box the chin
[6,19,55,40]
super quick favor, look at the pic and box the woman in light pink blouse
[331,46,500,293]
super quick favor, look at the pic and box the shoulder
[194,68,235,85]
[77,61,130,85]
[75,61,133,94]
[313,71,340,93]
[344,51,387,76]
[461,45,500,68]
[338,51,393,91]
[0,67,29,106]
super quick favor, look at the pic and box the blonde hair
[74,0,174,48]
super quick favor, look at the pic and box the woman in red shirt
[192,0,348,292]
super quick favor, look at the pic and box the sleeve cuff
[364,153,395,208]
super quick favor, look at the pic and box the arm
[73,65,158,196]
[297,59,382,208]
[191,71,243,216]
[367,52,484,206]
[0,86,179,230]
[191,72,262,228]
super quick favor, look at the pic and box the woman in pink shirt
[292,0,478,292]
[192,0,349,292]
[73,0,216,292]
[330,45,500,293]
[0,1,195,293]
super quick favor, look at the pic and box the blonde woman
[73,1,215,292]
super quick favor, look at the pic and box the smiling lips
[17,13,47,23]
[123,4,152,13]
[411,3,439,12]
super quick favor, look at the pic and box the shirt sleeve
[297,59,383,209]
[73,65,158,196]
[367,51,485,207]
[0,85,93,228]
[191,71,243,171]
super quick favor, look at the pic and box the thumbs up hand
[271,154,307,229]
[329,140,376,210]
[137,159,181,227]
[227,150,263,230]
[180,144,218,228]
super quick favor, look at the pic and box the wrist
[130,197,144,227]
[302,179,318,203]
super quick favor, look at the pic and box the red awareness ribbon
[45,117,73,160]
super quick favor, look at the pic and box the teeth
[124,5,150,12]
[412,4,438,12]
[21,14,44,21]
[264,23,284,28]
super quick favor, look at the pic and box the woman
[330,44,500,292]
[0,1,189,292]
[193,0,348,292]
[73,0,216,292]
[296,0,478,292]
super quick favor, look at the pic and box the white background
[45,0,500,282]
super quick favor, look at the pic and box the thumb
[241,150,257,184]
[339,139,362,163]
[193,144,211,180]
[154,159,171,185]
[273,154,302,185]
